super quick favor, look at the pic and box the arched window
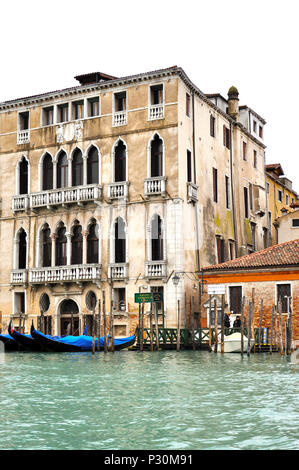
[87,221,99,264]
[72,149,83,187]
[151,214,163,261]
[56,223,67,266]
[41,224,51,267]
[150,134,163,177]
[71,222,83,264]
[87,146,99,184]
[42,153,53,190]
[57,151,68,188]
[19,157,29,195]
[114,217,126,263]
[18,229,27,269]
[114,140,126,182]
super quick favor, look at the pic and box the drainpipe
[229,122,238,257]
[192,91,200,272]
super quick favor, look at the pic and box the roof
[266,163,284,176]
[202,239,299,272]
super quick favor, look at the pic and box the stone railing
[144,176,166,198]
[12,195,30,212]
[187,182,199,202]
[29,264,102,284]
[108,263,128,280]
[11,269,28,285]
[107,182,129,201]
[17,130,30,144]
[149,104,164,120]
[113,111,127,127]
[29,184,102,209]
[145,261,167,279]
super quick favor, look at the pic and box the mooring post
[214,299,218,353]
[177,299,181,352]
[97,299,101,352]
[258,299,263,353]
[92,309,96,355]
[221,294,225,354]
[241,296,245,357]
[208,295,212,352]
[192,296,195,351]
[103,291,108,354]
[270,305,275,354]
[140,299,144,352]
[150,301,153,352]
[111,297,115,353]
[278,300,284,354]
[155,302,160,351]
[247,301,252,357]
[251,288,255,351]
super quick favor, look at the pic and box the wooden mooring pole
[278,301,284,354]
[258,299,263,353]
[103,291,108,353]
[97,299,101,352]
[155,302,160,351]
[150,301,153,352]
[247,301,252,357]
[214,299,218,353]
[208,295,212,352]
[92,309,96,355]
[110,297,115,353]
[177,299,180,352]
[240,296,245,357]
[191,296,195,351]
[221,294,225,354]
[140,300,144,352]
[270,306,275,354]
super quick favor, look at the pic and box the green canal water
[0,350,298,450]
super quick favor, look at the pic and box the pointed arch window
[56,224,67,266]
[87,221,99,264]
[151,214,163,261]
[87,146,99,185]
[41,224,51,267]
[71,223,83,264]
[114,140,126,182]
[18,229,27,269]
[150,134,163,177]
[114,217,126,263]
[42,153,53,190]
[57,151,68,188]
[72,149,83,187]
[19,157,29,195]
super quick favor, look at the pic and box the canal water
[0,350,298,450]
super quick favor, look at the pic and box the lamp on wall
[172,273,180,286]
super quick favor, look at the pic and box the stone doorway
[59,299,79,336]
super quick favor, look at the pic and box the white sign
[207,284,226,295]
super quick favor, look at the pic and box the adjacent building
[0,66,268,335]
[276,202,299,244]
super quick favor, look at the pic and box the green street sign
[134,293,163,303]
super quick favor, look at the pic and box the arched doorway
[59,299,79,336]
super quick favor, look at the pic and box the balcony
[29,264,102,284]
[107,182,129,201]
[29,184,102,210]
[12,195,29,212]
[108,263,128,281]
[144,176,166,198]
[187,182,199,203]
[17,130,30,145]
[11,269,28,285]
[145,261,167,280]
[113,111,127,127]
[149,104,164,120]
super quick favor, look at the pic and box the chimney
[227,86,239,121]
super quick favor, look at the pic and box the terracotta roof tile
[202,239,299,272]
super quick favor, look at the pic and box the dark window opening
[292,219,299,227]
[113,288,126,312]
[18,229,27,270]
[56,225,67,266]
[71,223,83,265]
[42,153,53,190]
[87,222,99,264]
[87,146,99,184]
[43,106,54,126]
[42,224,51,268]
[186,93,191,117]
[88,97,99,117]
[253,150,257,168]
[57,151,68,188]
[151,214,163,261]
[259,126,263,138]
[114,140,126,182]
[72,149,83,187]
[250,222,256,250]
[213,168,218,203]
[277,284,291,313]
[223,125,231,149]
[57,104,68,123]
[244,187,249,218]
[14,292,25,316]
[243,141,247,161]
[210,115,216,137]
[229,286,242,315]
[150,85,163,105]
[19,157,28,195]
[150,134,163,177]
[225,175,230,209]
[187,150,192,183]
[229,241,235,260]
[114,92,126,112]
[150,286,164,314]
[216,237,225,263]
[72,101,84,120]
[114,217,126,263]
[19,111,29,130]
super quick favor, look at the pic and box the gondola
[31,324,136,352]
[0,333,23,351]
[8,321,45,352]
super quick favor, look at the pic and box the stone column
[66,232,72,265]
[51,234,57,267]
[83,155,88,186]
[83,230,89,265]
[53,162,57,189]
[68,158,72,188]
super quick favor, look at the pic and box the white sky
[1,0,298,192]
